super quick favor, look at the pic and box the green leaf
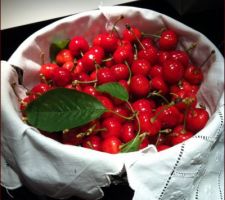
[49,38,70,62]
[96,82,129,101]
[120,134,142,153]
[25,88,107,132]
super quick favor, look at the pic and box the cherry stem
[72,79,97,86]
[159,129,172,134]
[125,24,145,50]
[141,32,160,39]
[133,43,138,60]
[155,133,161,147]
[108,110,136,120]
[39,74,49,85]
[185,42,197,53]
[199,50,215,67]
[147,91,169,104]
[124,60,132,84]
[111,15,124,37]
[102,57,113,62]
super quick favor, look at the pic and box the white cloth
[1,6,224,200]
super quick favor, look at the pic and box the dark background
[1,0,224,199]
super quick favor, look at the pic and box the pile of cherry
[20,18,210,154]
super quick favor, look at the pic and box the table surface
[1,0,224,199]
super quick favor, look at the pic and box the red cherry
[158,29,178,51]
[170,50,189,67]
[158,51,170,65]
[82,85,99,96]
[96,95,114,118]
[138,38,153,50]
[112,105,130,123]
[120,122,136,143]
[101,117,122,138]
[82,135,102,151]
[99,32,119,53]
[162,59,184,84]
[52,67,71,87]
[184,65,203,85]
[186,108,209,133]
[138,46,158,65]
[97,68,116,84]
[123,25,142,43]
[117,40,133,52]
[62,61,75,72]
[39,63,59,80]
[56,49,74,65]
[150,76,169,95]
[131,59,151,76]
[101,136,122,154]
[130,75,151,97]
[30,83,51,95]
[137,112,161,136]
[68,36,89,57]
[20,94,37,112]
[132,99,153,114]
[82,47,104,72]
[170,125,193,145]
[155,105,182,129]
[118,80,129,93]
[156,145,170,151]
[111,64,130,81]
[149,64,163,78]
[139,136,149,149]
[113,46,134,65]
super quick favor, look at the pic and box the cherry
[170,125,193,145]
[150,76,169,95]
[101,136,122,154]
[82,135,102,151]
[62,61,75,72]
[123,25,142,43]
[155,105,182,129]
[20,94,37,112]
[113,46,134,65]
[112,105,131,123]
[56,49,74,65]
[120,122,136,143]
[162,59,184,84]
[30,83,51,95]
[158,51,170,65]
[137,112,161,136]
[99,32,119,53]
[97,68,116,84]
[101,117,122,138]
[132,99,153,114]
[186,107,209,133]
[130,75,151,97]
[52,67,71,87]
[131,59,151,76]
[118,80,129,93]
[156,144,170,151]
[96,95,114,118]
[184,65,203,85]
[139,136,149,149]
[82,47,104,72]
[149,64,163,78]
[68,36,89,57]
[82,85,99,96]
[158,29,178,51]
[117,40,133,52]
[138,38,153,50]
[170,50,189,67]
[39,63,59,80]
[138,45,158,65]
[111,64,130,81]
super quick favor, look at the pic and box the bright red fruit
[68,36,89,57]
[56,49,74,65]
[101,136,122,154]
[82,135,102,151]
[120,122,136,142]
[186,108,209,133]
[184,65,203,85]
[97,68,116,84]
[158,29,178,51]
[111,64,130,81]
[130,75,151,97]
[101,117,122,138]
[131,59,151,76]
[39,63,59,80]
[132,99,153,114]
[162,59,184,84]
[52,67,71,87]
[123,26,142,43]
